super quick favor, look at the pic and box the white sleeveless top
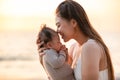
[72,39,108,80]
[74,58,108,80]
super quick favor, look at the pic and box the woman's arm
[81,42,101,80]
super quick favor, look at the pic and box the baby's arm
[45,49,66,68]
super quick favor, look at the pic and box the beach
[0,60,48,80]
[0,31,120,80]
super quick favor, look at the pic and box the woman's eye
[57,25,61,32]
[57,23,61,28]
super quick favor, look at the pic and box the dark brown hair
[36,24,57,49]
[56,0,114,80]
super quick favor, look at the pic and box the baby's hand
[60,45,67,51]
[60,45,69,61]
[60,45,68,55]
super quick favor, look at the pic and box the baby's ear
[46,42,52,48]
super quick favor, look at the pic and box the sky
[0,0,120,32]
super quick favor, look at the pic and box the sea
[0,31,120,80]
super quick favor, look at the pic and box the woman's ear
[70,19,77,28]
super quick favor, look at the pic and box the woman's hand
[37,43,46,56]
[37,41,46,65]
[38,49,46,65]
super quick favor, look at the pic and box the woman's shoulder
[81,39,102,58]
[82,39,101,49]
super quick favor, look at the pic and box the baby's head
[36,24,62,52]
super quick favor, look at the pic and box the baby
[36,24,75,80]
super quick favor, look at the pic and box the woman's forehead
[55,16,68,25]
[55,16,61,25]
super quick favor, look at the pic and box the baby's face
[50,34,62,51]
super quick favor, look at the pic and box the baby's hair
[36,24,57,48]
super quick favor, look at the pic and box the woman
[55,0,114,80]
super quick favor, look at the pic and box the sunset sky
[0,0,120,32]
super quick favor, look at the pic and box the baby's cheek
[57,45,61,50]
[59,42,62,47]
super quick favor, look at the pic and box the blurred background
[0,0,120,80]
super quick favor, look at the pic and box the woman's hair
[56,0,114,80]
[36,24,57,49]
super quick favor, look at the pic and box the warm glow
[0,0,120,80]
[0,0,120,32]
[0,0,62,16]
[0,0,63,31]
[77,0,120,32]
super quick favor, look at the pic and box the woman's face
[55,16,75,42]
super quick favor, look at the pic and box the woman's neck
[73,30,89,45]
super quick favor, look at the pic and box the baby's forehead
[49,30,58,35]
[53,34,60,40]
[53,33,59,38]
[46,28,59,38]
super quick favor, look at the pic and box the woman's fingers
[38,48,46,58]
[37,41,44,49]
[38,47,46,53]
[38,41,44,46]
[39,52,45,57]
